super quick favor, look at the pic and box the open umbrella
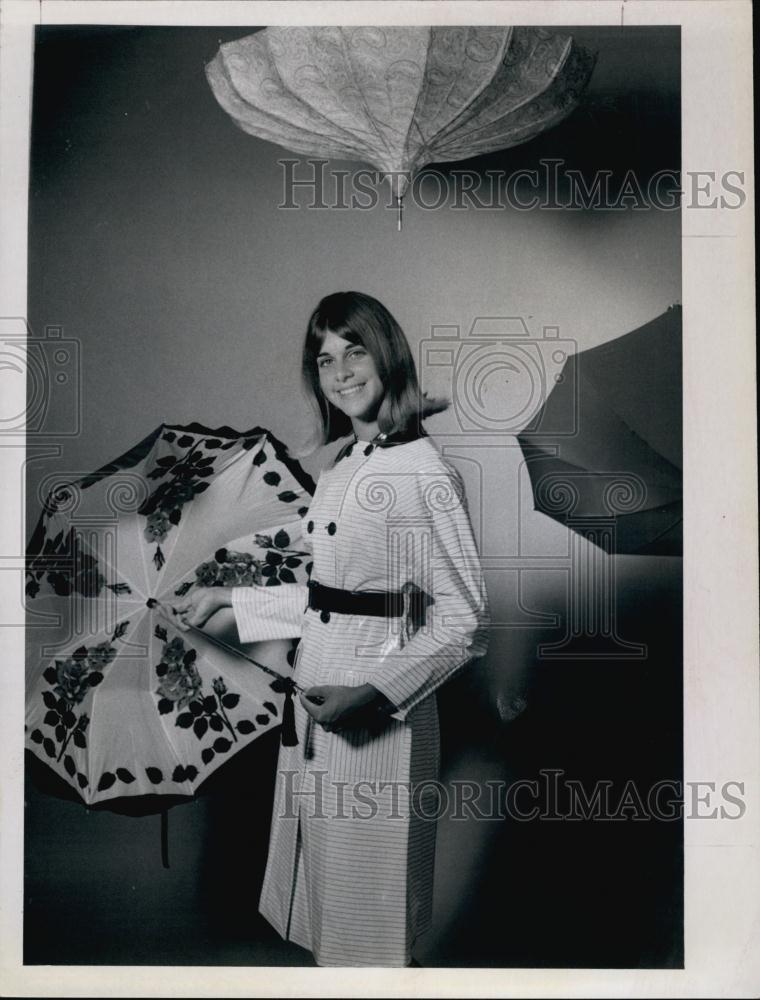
[205,25,596,227]
[25,422,315,814]
[517,305,682,557]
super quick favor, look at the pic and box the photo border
[1,1,757,996]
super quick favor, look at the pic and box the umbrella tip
[146,598,158,609]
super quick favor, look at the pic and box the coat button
[320,610,331,624]
[307,520,314,533]
[326,522,336,535]
[363,444,373,456]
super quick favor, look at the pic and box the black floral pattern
[139,432,232,570]
[155,635,203,710]
[184,528,309,592]
[29,623,126,790]
[153,628,275,768]
[138,429,310,571]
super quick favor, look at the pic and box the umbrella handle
[160,808,170,869]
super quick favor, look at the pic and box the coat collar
[372,425,428,448]
[333,425,427,465]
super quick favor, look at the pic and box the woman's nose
[334,360,353,381]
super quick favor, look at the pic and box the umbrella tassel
[281,683,298,746]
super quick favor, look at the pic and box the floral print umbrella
[206,25,596,227]
[25,422,314,807]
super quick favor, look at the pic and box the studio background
[24,25,682,968]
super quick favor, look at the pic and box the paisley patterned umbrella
[25,423,314,809]
[205,25,596,227]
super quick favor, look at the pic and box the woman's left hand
[299,683,386,732]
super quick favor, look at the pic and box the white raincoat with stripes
[231,432,489,967]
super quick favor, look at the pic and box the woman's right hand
[171,587,231,632]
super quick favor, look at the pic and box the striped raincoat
[231,430,490,966]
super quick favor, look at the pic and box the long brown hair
[296,291,449,454]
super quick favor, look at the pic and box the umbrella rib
[399,28,433,175]
[519,444,681,513]
[517,444,589,474]
[431,30,570,151]
[427,28,514,151]
[451,36,572,142]
[537,369,682,482]
[606,410,681,477]
[258,35,378,152]
[402,27,509,173]
[577,379,683,479]
[213,41,376,158]
[636,514,683,553]
[339,28,396,163]
[437,97,577,158]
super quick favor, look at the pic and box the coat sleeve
[365,463,490,722]
[230,520,313,643]
[230,581,308,642]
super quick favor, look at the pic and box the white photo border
[1,1,757,996]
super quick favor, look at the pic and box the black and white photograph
[0,1,757,996]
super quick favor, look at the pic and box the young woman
[174,291,490,967]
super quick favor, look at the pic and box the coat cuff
[366,621,490,723]
[230,584,308,643]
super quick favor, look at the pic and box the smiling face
[317,330,386,438]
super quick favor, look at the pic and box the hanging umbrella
[517,305,682,556]
[205,25,596,227]
[25,422,315,813]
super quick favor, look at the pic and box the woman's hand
[299,683,392,732]
[171,587,231,632]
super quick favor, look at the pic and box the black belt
[308,579,421,618]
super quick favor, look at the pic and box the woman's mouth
[336,384,365,398]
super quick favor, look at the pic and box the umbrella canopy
[517,305,682,556]
[205,26,596,226]
[25,422,314,807]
